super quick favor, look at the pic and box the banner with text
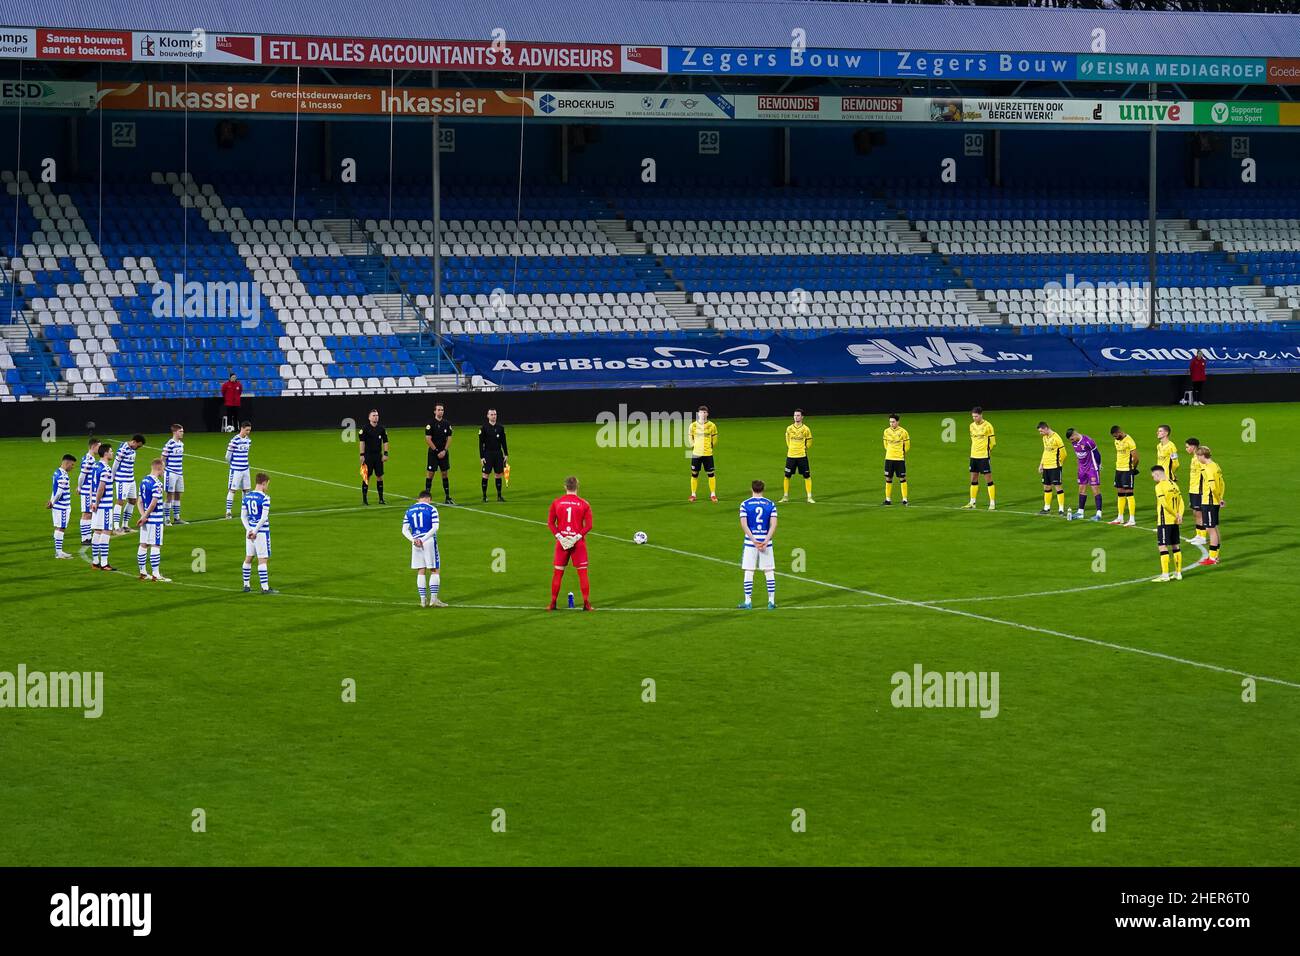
[455,332,1093,387]
[1077,333,1300,374]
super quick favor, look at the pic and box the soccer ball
[633,531,648,544]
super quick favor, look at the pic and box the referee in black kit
[424,402,454,505]
[358,408,389,505]
[479,408,509,502]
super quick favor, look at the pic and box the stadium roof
[6,0,1300,57]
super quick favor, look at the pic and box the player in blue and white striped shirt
[136,459,170,582]
[47,454,76,559]
[112,434,146,534]
[241,472,276,594]
[225,421,253,519]
[88,442,117,570]
[161,423,187,525]
[402,491,445,607]
[738,479,779,610]
[77,437,100,545]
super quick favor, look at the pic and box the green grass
[2,402,1297,866]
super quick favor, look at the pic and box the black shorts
[884,459,906,480]
[969,457,991,475]
[481,455,505,475]
[691,455,716,475]
[363,456,385,478]
[1202,503,1220,528]
[785,456,811,478]
[427,449,450,472]
[1157,523,1181,548]
[1114,469,1135,491]
[1041,467,1063,485]
[1188,493,1202,508]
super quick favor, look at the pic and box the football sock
[784,477,791,497]
[53,530,64,556]
[417,572,427,603]
[242,563,252,588]
[495,477,503,496]
[361,481,368,502]
[376,480,383,499]
[1128,499,1136,520]
[429,572,440,600]
[899,480,906,500]
[1043,491,1052,508]
[765,571,776,602]
[743,570,754,602]
[1174,550,1183,573]
[691,476,699,496]
[80,518,90,540]
[987,484,995,505]
[424,477,433,492]
[969,482,978,503]
[885,480,892,501]
[1094,493,1103,513]
[550,569,564,603]
[1160,553,1170,575]
[441,476,450,497]
[1117,499,1125,518]
[576,567,590,602]
[1209,546,1220,560]
[708,476,717,496]
[1057,492,1066,510]
[482,477,489,497]
[259,566,269,591]
[226,492,234,513]
[150,548,161,575]
[122,502,134,526]
[91,534,105,566]
[1078,493,1087,510]
[137,546,147,573]
[112,503,122,530]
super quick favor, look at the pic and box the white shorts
[245,530,271,559]
[139,524,164,547]
[115,480,138,500]
[165,473,185,493]
[741,544,775,572]
[79,493,91,514]
[51,506,70,530]
[410,536,440,570]
[229,469,251,492]
[90,507,112,532]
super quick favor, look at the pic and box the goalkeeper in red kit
[547,475,593,611]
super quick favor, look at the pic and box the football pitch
[3,402,1298,866]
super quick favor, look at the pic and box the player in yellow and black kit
[1184,437,1206,543]
[963,406,996,510]
[1036,421,1067,516]
[1150,464,1185,582]
[882,414,909,506]
[1155,424,1179,487]
[781,409,814,504]
[1194,445,1226,566]
[688,405,719,502]
[1108,425,1139,526]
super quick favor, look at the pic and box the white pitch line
[106,443,1289,690]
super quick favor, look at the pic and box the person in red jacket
[220,373,243,431]
[547,475,593,611]
[1188,351,1207,406]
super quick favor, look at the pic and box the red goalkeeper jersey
[549,493,592,538]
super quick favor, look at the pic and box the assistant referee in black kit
[479,408,509,502]
[424,402,454,505]
[359,408,389,504]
